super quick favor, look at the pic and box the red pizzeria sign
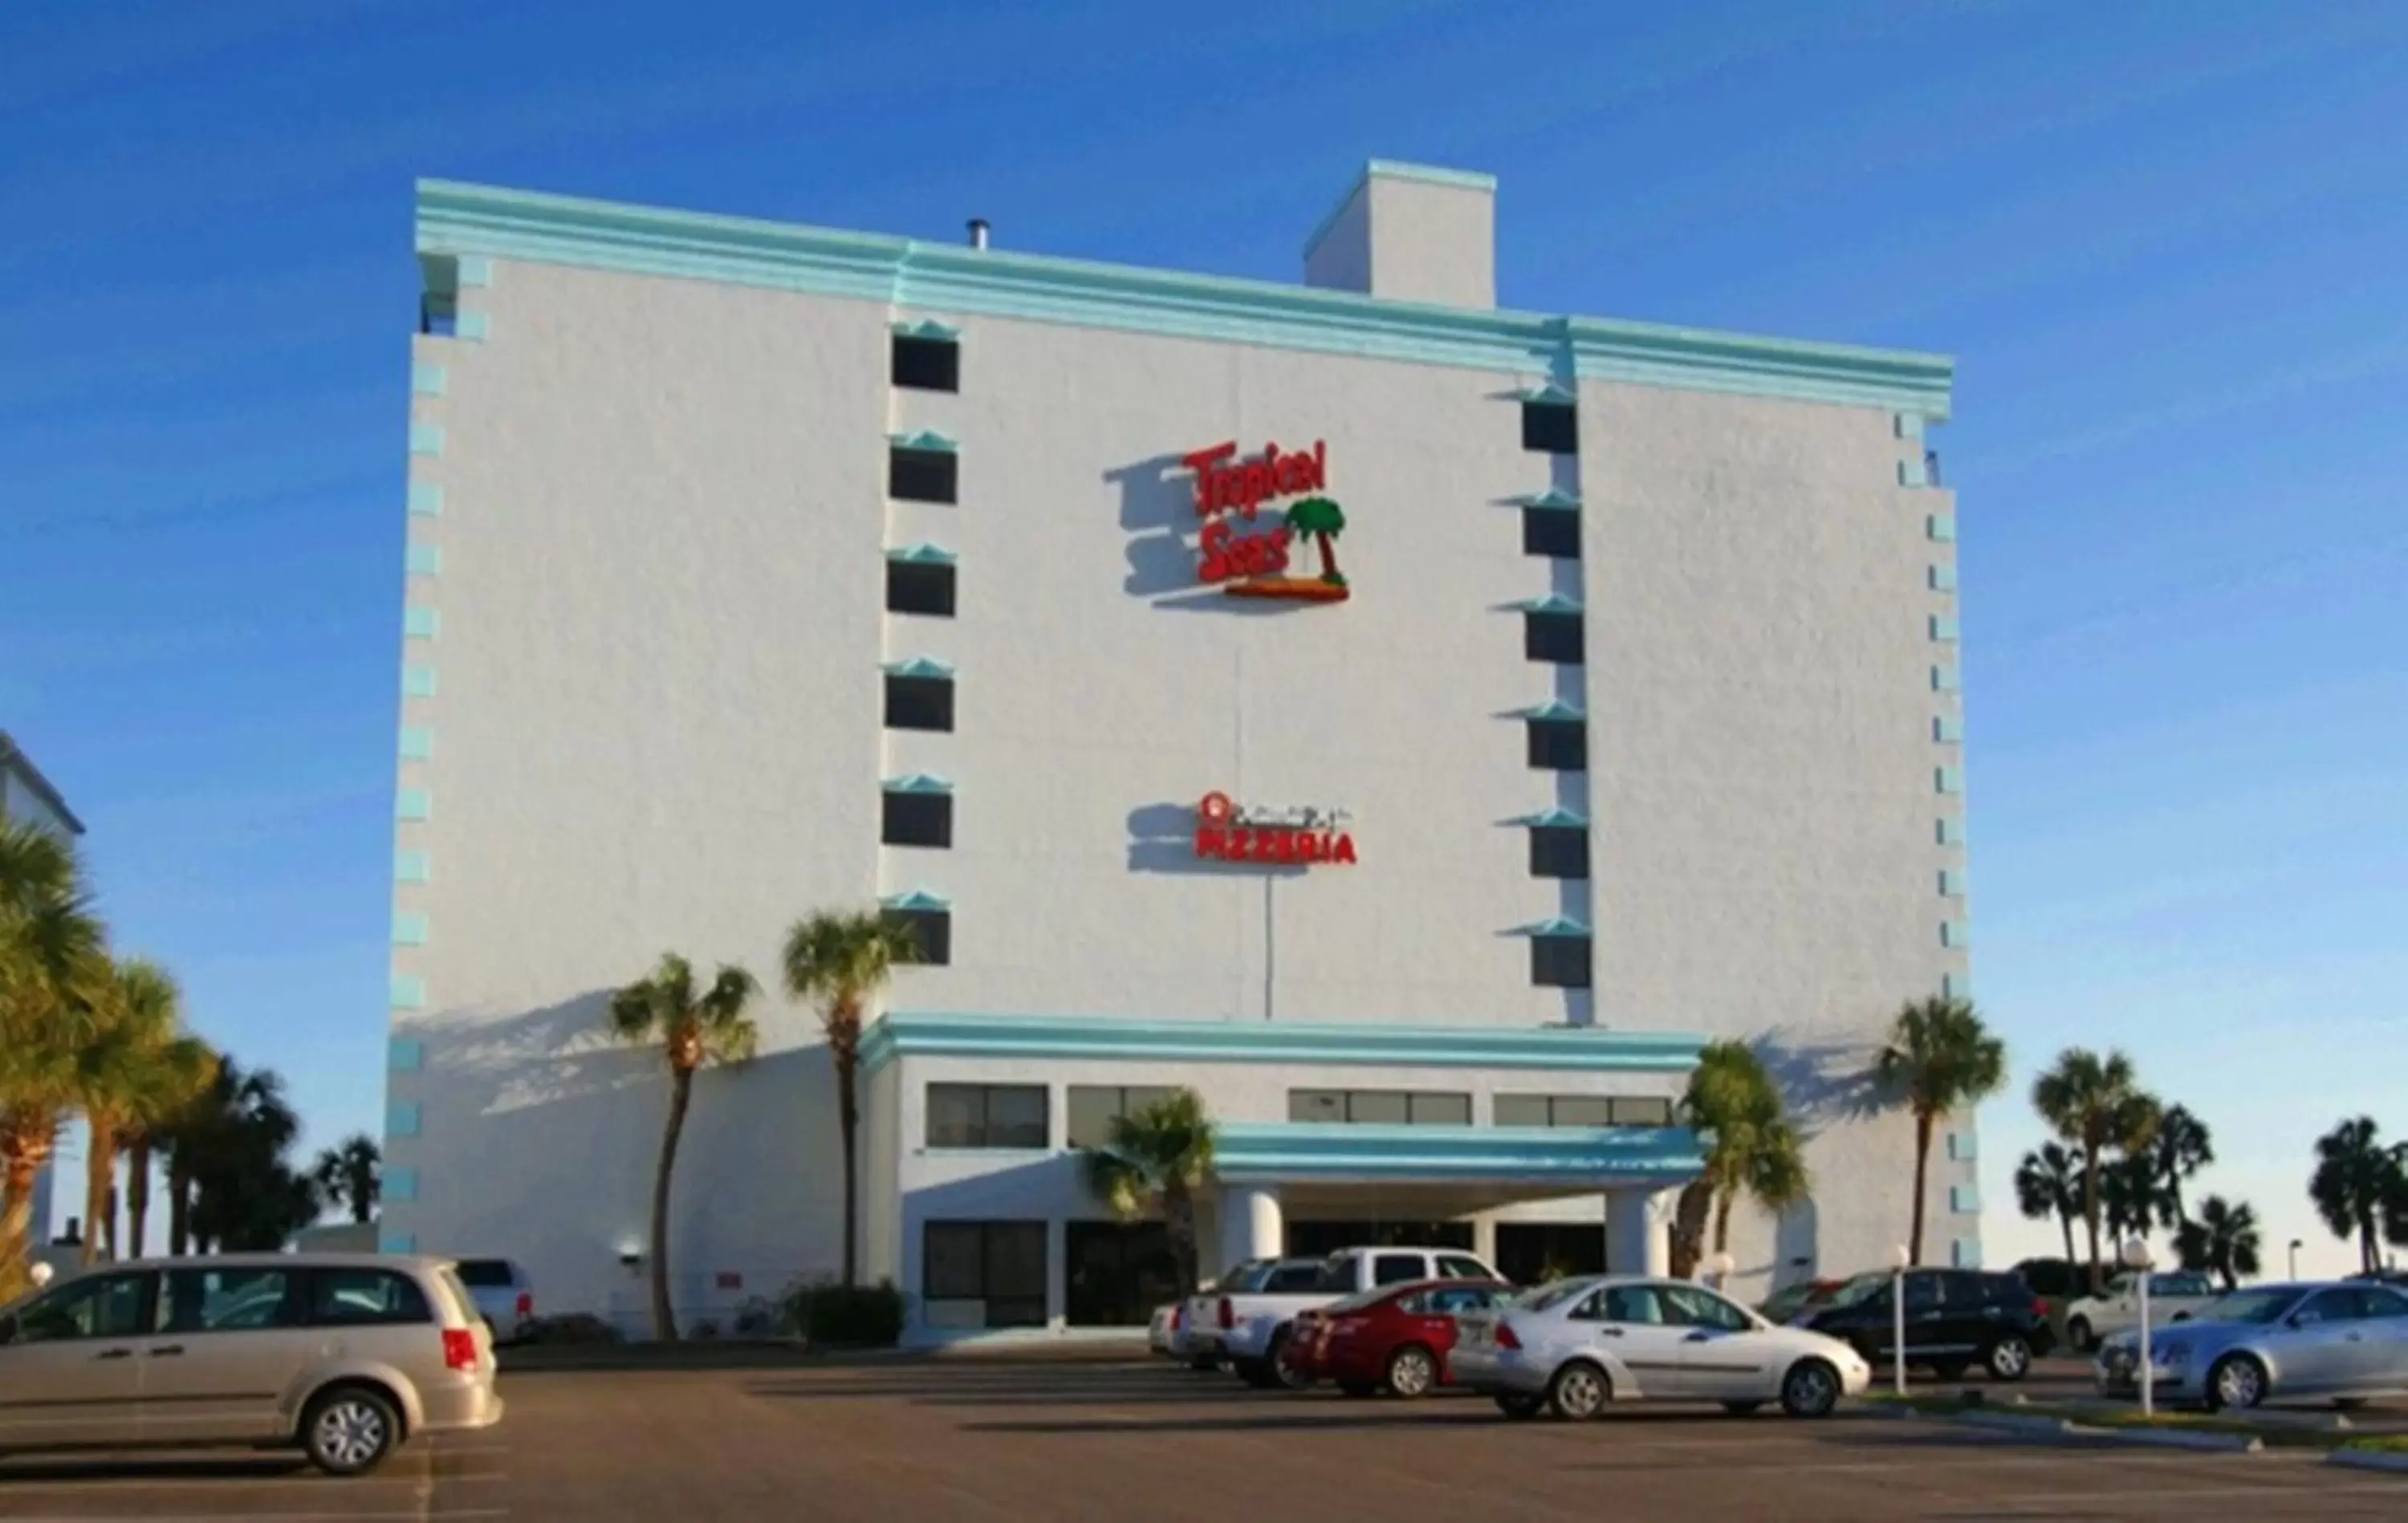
[1194,791,1358,867]
[1181,440,1351,603]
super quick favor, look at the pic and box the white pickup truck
[1215,1245,1504,1387]
[2064,1269,2219,1353]
[1178,1258,1326,1370]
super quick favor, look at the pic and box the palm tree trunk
[1,1149,39,1301]
[837,1044,860,1288]
[1669,1180,1711,1279]
[83,1117,118,1265]
[1165,1181,1198,1296]
[2082,1139,2105,1295]
[2363,1217,2380,1277]
[2057,1204,2076,1265]
[650,1066,693,1343]
[1909,1110,1933,1266]
[1712,1191,1735,1260]
[167,1156,192,1257]
[126,1142,153,1259]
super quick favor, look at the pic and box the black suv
[1799,1268,2054,1382]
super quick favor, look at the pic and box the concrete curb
[2063,1423,2263,1454]
[2325,1449,2408,1476]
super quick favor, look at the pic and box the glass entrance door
[1063,1221,1180,1327]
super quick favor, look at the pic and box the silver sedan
[2096,1280,2408,1410]
[1451,1275,1873,1420]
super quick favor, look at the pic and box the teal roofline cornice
[859,1011,1704,1077]
[1214,1122,1704,1188]
[415,180,1954,416]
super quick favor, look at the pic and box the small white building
[380,160,1979,1340]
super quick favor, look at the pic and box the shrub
[775,1276,908,1347]
[517,1312,624,1346]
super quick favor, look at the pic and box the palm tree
[608,952,759,1342]
[1079,1088,1216,1296]
[2147,1105,2215,1229]
[311,1135,383,1225]
[118,1034,220,1259]
[0,820,106,1298]
[1874,995,2007,1264]
[1284,497,1347,585]
[2099,1152,2165,1248]
[2032,1047,2162,1292]
[2014,1142,2085,1263]
[74,959,207,1264]
[2309,1116,2407,1275]
[1670,1041,1810,1277]
[2175,1195,2263,1291]
[782,910,920,1287]
[165,1059,302,1254]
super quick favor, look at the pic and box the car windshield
[2198,1287,2303,1325]
[1817,1272,1891,1310]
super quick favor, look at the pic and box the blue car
[2095,1280,2408,1411]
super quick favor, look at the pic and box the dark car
[1800,1268,2054,1382]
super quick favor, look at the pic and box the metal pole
[1893,1266,1907,1396]
[2138,1271,2154,1418]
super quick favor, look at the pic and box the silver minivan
[0,1253,502,1474]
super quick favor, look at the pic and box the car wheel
[2205,1354,2267,1411]
[1720,1401,1763,1417]
[302,1386,401,1476]
[1985,1334,2033,1382]
[1547,1360,1611,1420]
[1780,1359,1841,1419]
[1495,1392,1544,1420]
[1385,1345,1438,1400]
[2067,1317,2094,1354]
[1268,1329,1315,1391]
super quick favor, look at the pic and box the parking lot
[0,1359,2402,1521]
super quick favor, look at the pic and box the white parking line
[0,1513,506,1523]
[0,1471,506,1494]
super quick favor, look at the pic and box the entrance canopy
[1215,1121,1703,1193]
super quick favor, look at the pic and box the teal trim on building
[457,255,494,287]
[390,975,426,1010]
[881,773,953,795]
[860,1011,1704,1078]
[1933,714,1964,743]
[404,607,441,640]
[1939,868,1965,898]
[384,1167,419,1204]
[1510,488,1581,511]
[885,542,958,566]
[889,428,958,453]
[1941,920,1971,949]
[1950,1238,1982,1269]
[402,664,438,698]
[1936,766,1964,794]
[409,423,445,457]
[883,656,954,680]
[880,888,951,914]
[408,482,444,518]
[388,1037,424,1073]
[893,317,960,340]
[1937,815,1964,846]
[1504,592,1584,615]
[1895,412,1926,441]
[380,1230,418,1253]
[1898,457,1930,488]
[1948,1130,1978,1163]
[1941,972,1967,1000]
[1215,1122,1703,1189]
[415,181,1954,416]
[398,725,433,761]
[1950,1184,1981,1213]
[412,362,448,397]
[1515,380,1578,406]
[396,787,433,822]
[1366,159,1499,193]
[392,912,429,946]
[1927,514,1957,542]
[387,1102,422,1139]
[1929,562,1957,591]
[1511,699,1586,722]
[394,850,431,883]
[1930,615,1959,642]
[1509,916,1592,938]
[1931,664,1960,693]
[454,311,489,342]
[406,544,442,576]
[1507,806,1588,828]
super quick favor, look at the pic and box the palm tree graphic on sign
[1285,496,1347,587]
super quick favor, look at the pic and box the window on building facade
[1521,400,1578,453]
[1528,824,1589,879]
[1526,718,1586,771]
[884,907,951,965]
[891,335,960,392]
[1524,611,1584,664]
[1065,1085,1177,1149]
[889,446,958,504]
[1522,509,1580,559]
[884,674,954,732]
[881,792,952,849]
[925,1083,1048,1149]
[885,561,957,617]
[1494,1095,1673,1127]
[1287,1090,1472,1126]
[922,1220,1046,1328]
[1530,936,1592,989]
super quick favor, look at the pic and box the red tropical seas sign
[1181,440,1351,603]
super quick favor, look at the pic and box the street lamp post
[1891,1244,1910,1397]
[2121,1238,2156,1418]
[2288,1240,2302,1280]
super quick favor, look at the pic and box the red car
[1287,1279,1516,1398]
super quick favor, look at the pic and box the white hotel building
[381,161,1978,1338]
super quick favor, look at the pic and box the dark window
[1522,400,1578,453]
[1902,1273,1945,1314]
[889,447,958,504]
[454,1260,518,1289]
[1373,1253,1426,1286]
[1529,824,1589,879]
[1527,718,1586,770]
[926,1083,1047,1149]
[885,561,957,617]
[1939,1270,1988,1306]
[1602,1284,1670,1324]
[11,1272,150,1342]
[923,1220,1046,1328]
[158,1268,296,1334]
[1523,509,1580,559]
[884,674,954,732]
[1066,1085,1175,1149]
[882,791,953,848]
[307,1269,433,1327]
[1263,1264,1325,1293]
[2296,1289,2365,1326]
[1287,1090,1471,1126]
[1531,936,1592,989]
[1064,1220,1177,1328]
[2364,1289,2408,1318]
[891,335,960,392]
[883,907,950,965]
[1524,611,1584,664]
[1437,1255,1493,1281]
[1609,1096,1674,1127]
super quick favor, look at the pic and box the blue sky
[5,0,2402,1274]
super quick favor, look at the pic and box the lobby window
[925,1083,1048,1149]
[883,906,950,965]
[923,1220,1046,1329]
[1288,1090,1472,1126]
[1531,935,1592,990]
[891,334,960,393]
[886,560,956,618]
[1066,1085,1176,1149]
[1522,508,1580,559]
[1524,611,1584,664]
[885,673,954,732]
[1495,1095,1674,1127]
[1528,824,1589,879]
[889,445,958,504]
[1526,717,1586,771]
[1522,400,1578,454]
[881,790,952,849]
